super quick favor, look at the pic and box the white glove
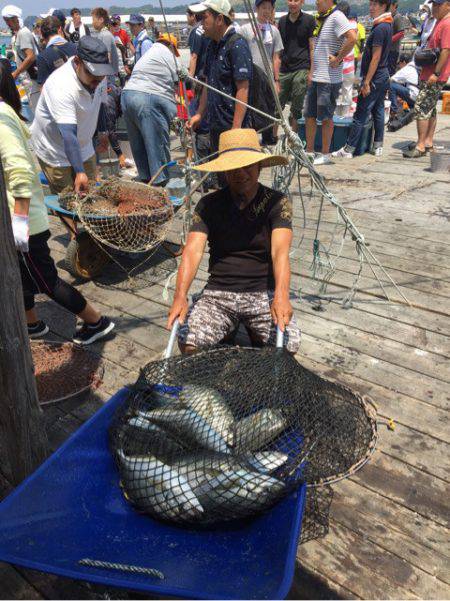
[12,214,29,252]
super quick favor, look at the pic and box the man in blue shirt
[188,0,253,186]
[332,0,392,158]
[127,14,153,64]
[188,11,210,79]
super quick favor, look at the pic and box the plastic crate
[297,116,374,156]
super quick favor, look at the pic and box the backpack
[224,32,276,132]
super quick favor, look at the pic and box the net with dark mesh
[74,178,174,253]
[109,347,377,530]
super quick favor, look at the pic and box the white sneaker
[370,147,383,157]
[313,153,333,165]
[331,147,353,159]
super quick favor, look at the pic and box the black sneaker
[28,321,49,339]
[73,316,115,346]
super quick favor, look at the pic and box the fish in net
[109,346,377,530]
[74,177,175,253]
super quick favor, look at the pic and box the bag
[414,47,440,67]
[224,33,277,132]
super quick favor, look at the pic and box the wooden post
[0,157,48,486]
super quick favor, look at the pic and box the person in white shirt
[31,36,111,198]
[2,4,40,110]
[390,54,419,112]
[121,33,179,185]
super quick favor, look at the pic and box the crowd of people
[0,0,448,351]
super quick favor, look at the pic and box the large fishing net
[75,178,174,253]
[109,347,377,530]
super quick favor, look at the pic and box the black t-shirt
[361,21,392,83]
[278,12,316,73]
[36,42,78,85]
[190,184,292,292]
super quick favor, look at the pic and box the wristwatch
[434,70,441,77]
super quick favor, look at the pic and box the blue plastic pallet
[0,388,307,599]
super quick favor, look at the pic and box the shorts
[278,70,309,120]
[38,155,97,195]
[304,81,342,122]
[414,81,445,120]
[178,289,301,353]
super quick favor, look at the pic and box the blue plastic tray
[0,388,306,599]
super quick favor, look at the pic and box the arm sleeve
[57,124,85,173]
[269,194,293,230]
[17,29,35,52]
[36,54,49,85]
[440,21,450,49]
[141,38,153,55]
[230,38,253,81]
[190,27,204,55]
[190,196,210,234]
[371,26,386,47]
[273,27,284,53]
[0,113,34,199]
[308,16,317,39]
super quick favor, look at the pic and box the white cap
[2,4,22,19]
[39,7,56,18]
[189,0,232,18]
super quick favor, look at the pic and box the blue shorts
[304,81,342,121]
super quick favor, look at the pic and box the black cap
[77,36,113,77]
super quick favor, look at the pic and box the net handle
[276,326,284,349]
[165,319,179,359]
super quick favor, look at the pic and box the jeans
[390,82,415,112]
[346,77,389,152]
[304,81,342,121]
[121,90,176,185]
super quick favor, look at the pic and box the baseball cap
[2,4,22,19]
[52,9,66,25]
[111,13,121,23]
[157,32,180,56]
[77,36,113,77]
[189,0,232,17]
[126,13,145,24]
[255,0,275,5]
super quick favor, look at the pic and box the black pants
[19,230,87,314]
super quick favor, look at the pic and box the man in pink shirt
[403,0,450,157]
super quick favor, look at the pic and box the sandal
[403,147,427,158]
[405,142,433,152]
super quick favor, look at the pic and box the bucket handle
[276,326,284,349]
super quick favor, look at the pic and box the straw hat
[193,129,288,173]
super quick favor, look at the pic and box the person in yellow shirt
[0,59,115,345]
[351,11,366,70]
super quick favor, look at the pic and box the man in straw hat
[167,129,301,354]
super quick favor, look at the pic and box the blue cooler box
[297,116,374,156]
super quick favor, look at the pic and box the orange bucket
[442,91,450,115]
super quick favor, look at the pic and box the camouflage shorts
[414,81,445,120]
[178,289,301,353]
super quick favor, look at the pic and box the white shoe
[370,147,383,157]
[331,147,353,159]
[313,153,333,165]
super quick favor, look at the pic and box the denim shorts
[304,81,342,121]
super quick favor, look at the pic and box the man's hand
[360,81,371,97]
[74,172,89,195]
[328,54,341,69]
[11,70,18,80]
[427,73,439,86]
[275,80,281,94]
[270,294,293,332]
[167,294,189,329]
[12,214,29,252]
[188,114,202,131]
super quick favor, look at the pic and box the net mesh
[75,178,174,253]
[109,347,377,528]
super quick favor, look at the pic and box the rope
[79,558,164,579]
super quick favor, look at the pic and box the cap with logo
[157,32,180,56]
[126,13,145,24]
[77,36,113,77]
[111,13,121,23]
[188,0,232,17]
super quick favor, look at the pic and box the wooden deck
[1,113,449,600]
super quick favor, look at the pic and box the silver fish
[179,384,234,443]
[171,452,245,489]
[138,407,230,454]
[116,449,204,520]
[233,408,286,453]
[244,451,289,474]
[124,418,186,462]
[194,468,285,514]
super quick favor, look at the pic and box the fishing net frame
[109,338,378,529]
